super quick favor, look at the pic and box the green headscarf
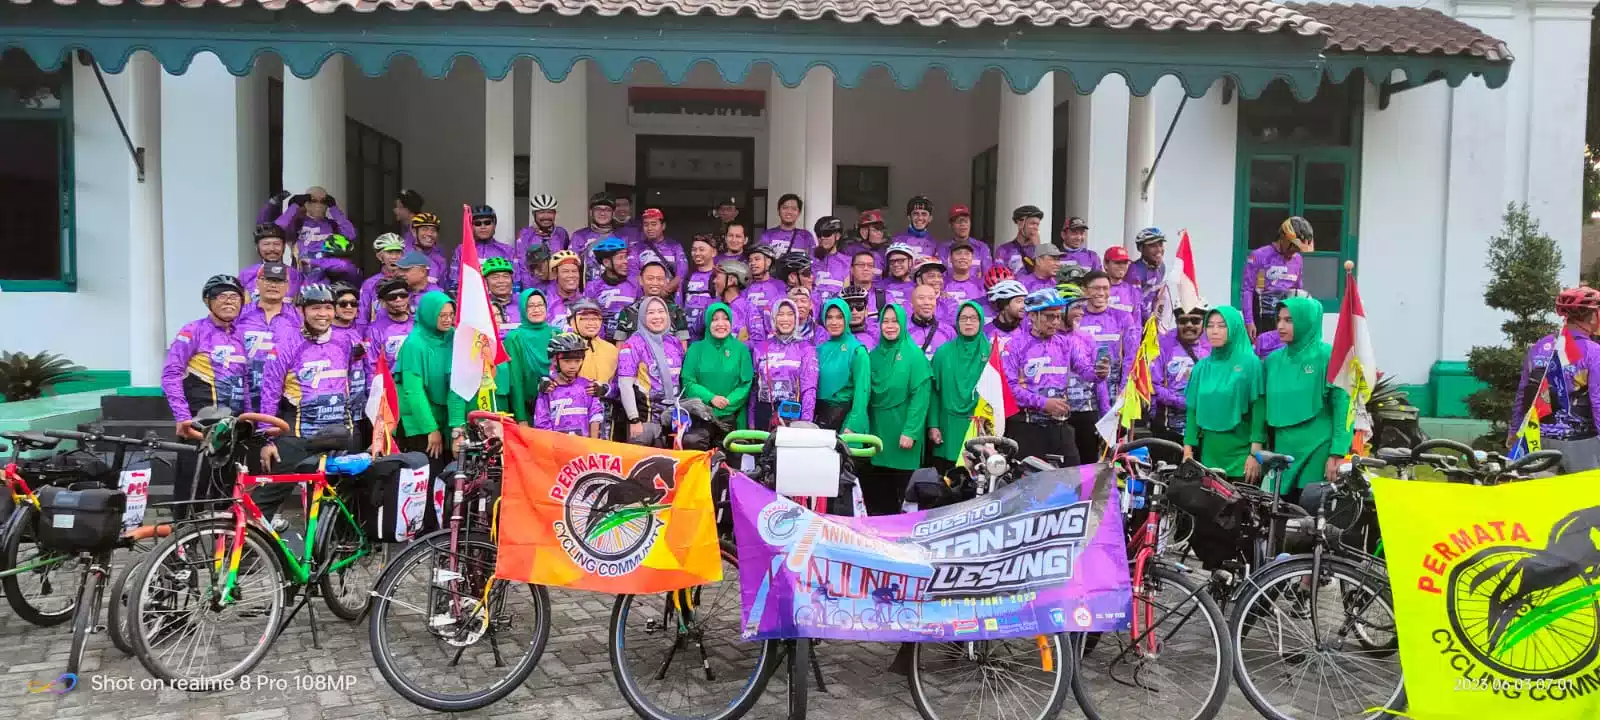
[817,298,863,400]
[930,301,990,416]
[682,303,755,422]
[868,304,933,408]
[1264,296,1332,427]
[505,288,555,377]
[397,291,455,407]
[1188,306,1264,432]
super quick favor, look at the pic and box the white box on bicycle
[774,427,840,498]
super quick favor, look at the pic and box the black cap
[260,262,290,282]
[1066,216,1089,231]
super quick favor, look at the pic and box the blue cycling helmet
[1023,288,1066,313]
[470,204,496,220]
[591,237,628,259]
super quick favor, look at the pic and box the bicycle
[1229,452,1408,720]
[1379,438,1563,486]
[0,430,78,626]
[1070,437,1232,720]
[605,427,878,720]
[367,410,553,712]
[126,412,383,685]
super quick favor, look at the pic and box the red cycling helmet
[1557,286,1600,316]
[983,266,1015,290]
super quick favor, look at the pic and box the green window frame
[1232,77,1363,312]
[0,49,75,292]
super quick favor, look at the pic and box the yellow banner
[1372,473,1600,719]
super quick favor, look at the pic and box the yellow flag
[1371,473,1600,719]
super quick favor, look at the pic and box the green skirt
[1269,407,1335,494]
[1197,422,1254,479]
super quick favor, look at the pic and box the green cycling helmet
[481,256,515,276]
[322,234,353,257]
[1055,281,1086,307]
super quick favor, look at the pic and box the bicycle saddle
[1254,451,1294,471]
[1376,447,1412,463]
[0,431,59,451]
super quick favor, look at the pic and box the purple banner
[731,463,1133,642]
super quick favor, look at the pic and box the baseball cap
[260,262,290,282]
[1034,245,1063,258]
[641,208,665,222]
[948,204,972,221]
[1065,216,1089,231]
[396,250,430,269]
[1104,246,1131,263]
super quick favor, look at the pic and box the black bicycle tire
[607,540,779,720]
[787,639,809,720]
[367,531,552,712]
[1229,556,1408,720]
[315,505,374,621]
[66,564,103,676]
[1071,564,1231,720]
[908,632,1071,720]
[128,518,287,685]
[106,553,146,656]
[0,504,75,626]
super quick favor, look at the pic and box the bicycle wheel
[787,639,809,720]
[128,518,287,685]
[609,540,778,720]
[1231,556,1406,720]
[368,530,551,712]
[67,564,102,675]
[1447,545,1599,680]
[1072,564,1231,720]
[0,504,75,626]
[909,633,1071,720]
[315,504,380,621]
[106,555,141,655]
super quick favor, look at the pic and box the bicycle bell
[983,451,1009,478]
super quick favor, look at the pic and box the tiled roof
[1285,2,1511,62]
[13,0,1331,33]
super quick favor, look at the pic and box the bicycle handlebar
[238,413,290,437]
[1114,437,1185,457]
[1412,439,1481,469]
[467,410,509,424]
[1506,449,1563,475]
[964,435,1018,456]
[42,429,193,454]
[839,433,882,458]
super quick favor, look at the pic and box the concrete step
[100,394,174,422]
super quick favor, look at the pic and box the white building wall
[1145,77,1237,309]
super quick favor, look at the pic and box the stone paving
[0,558,1315,720]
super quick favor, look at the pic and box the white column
[996,74,1056,242]
[127,52,166,386]
[1123,94,1156,236]
[160,56,265,339]
[801,68,835,229]
[1065,79,1131,250]
[485,69,516,242]
[767,75,806,223]
[528,61,589,231]
[1527,0,1594,286]
[1438,0,1516,361]
[281,56,345,201]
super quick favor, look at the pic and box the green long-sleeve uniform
[681,302,754,430]
[867,305,933,471]
[1184,306,1267,478]
[1263,297,1354,493]
[397,291,467,436]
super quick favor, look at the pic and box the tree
[1466,204,1565,444]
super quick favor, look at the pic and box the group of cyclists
[159,183,1600,516]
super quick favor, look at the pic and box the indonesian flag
[1156,230,1204,333]
[972,341,1017,438]
[450,205,508,409]
[1327,263,1377,453]
[365,351,400,456]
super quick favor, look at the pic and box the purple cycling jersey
[258,328,362,437]
[761,227,816,256]
[1151,330,1210,434]
[754,334,819,421]
[535,377,606,435]
[162,317,251,421]
[1241,244,1305,324]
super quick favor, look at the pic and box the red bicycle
[1069,437,1232,720]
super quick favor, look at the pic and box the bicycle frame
[210,466,367,604]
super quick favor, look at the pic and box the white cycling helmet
[986,279,1028,304]
[886,242,918,261]
[528,194,558,212]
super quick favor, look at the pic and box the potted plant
[0,351,88,402]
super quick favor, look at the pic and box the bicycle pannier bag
[35,485,127,553]
[361,452,430,543]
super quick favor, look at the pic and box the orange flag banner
[493,424,723,593]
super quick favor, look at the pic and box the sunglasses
[382,293,409,301]
[473,219,496,227]
[1177,316,1203,326]
[336,300,360,308]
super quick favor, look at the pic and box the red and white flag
[1156,230,1205,333]
[1328,263,1377,451]
[450,205,508,408]
[973,340,1017,438]
[365,351,400,455]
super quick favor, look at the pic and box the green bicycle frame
[211,470,370,604]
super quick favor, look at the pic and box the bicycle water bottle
[1128,476,1146,510]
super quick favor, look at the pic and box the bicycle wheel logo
[1444,505,1600,681]
[757,500,807,546]
[558,455,677,575]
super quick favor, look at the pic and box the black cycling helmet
[588,191,615,210]
[202,274,243,301]
[330,281,358,300]
[377,276,410,298]
[296,283,336,307]
[814,216,843,237]
[470,205,496,221]
[525,243,553,268]
[1281,216,1314,244]
[253,223,286,243]
[749,243,780,261]
[779,250,812,277]
[548,332,588,356]
[1012,205,1045,223]
[906,195,934,216]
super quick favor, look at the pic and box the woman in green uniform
[397,291,467,528]
[927,301,989,472]
[501,288,556,424]
[863,304,932,515]
[681,302,754,432]
[1182,306,1266,481]
[1263,296,1352,501]
[815,298,871,433]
